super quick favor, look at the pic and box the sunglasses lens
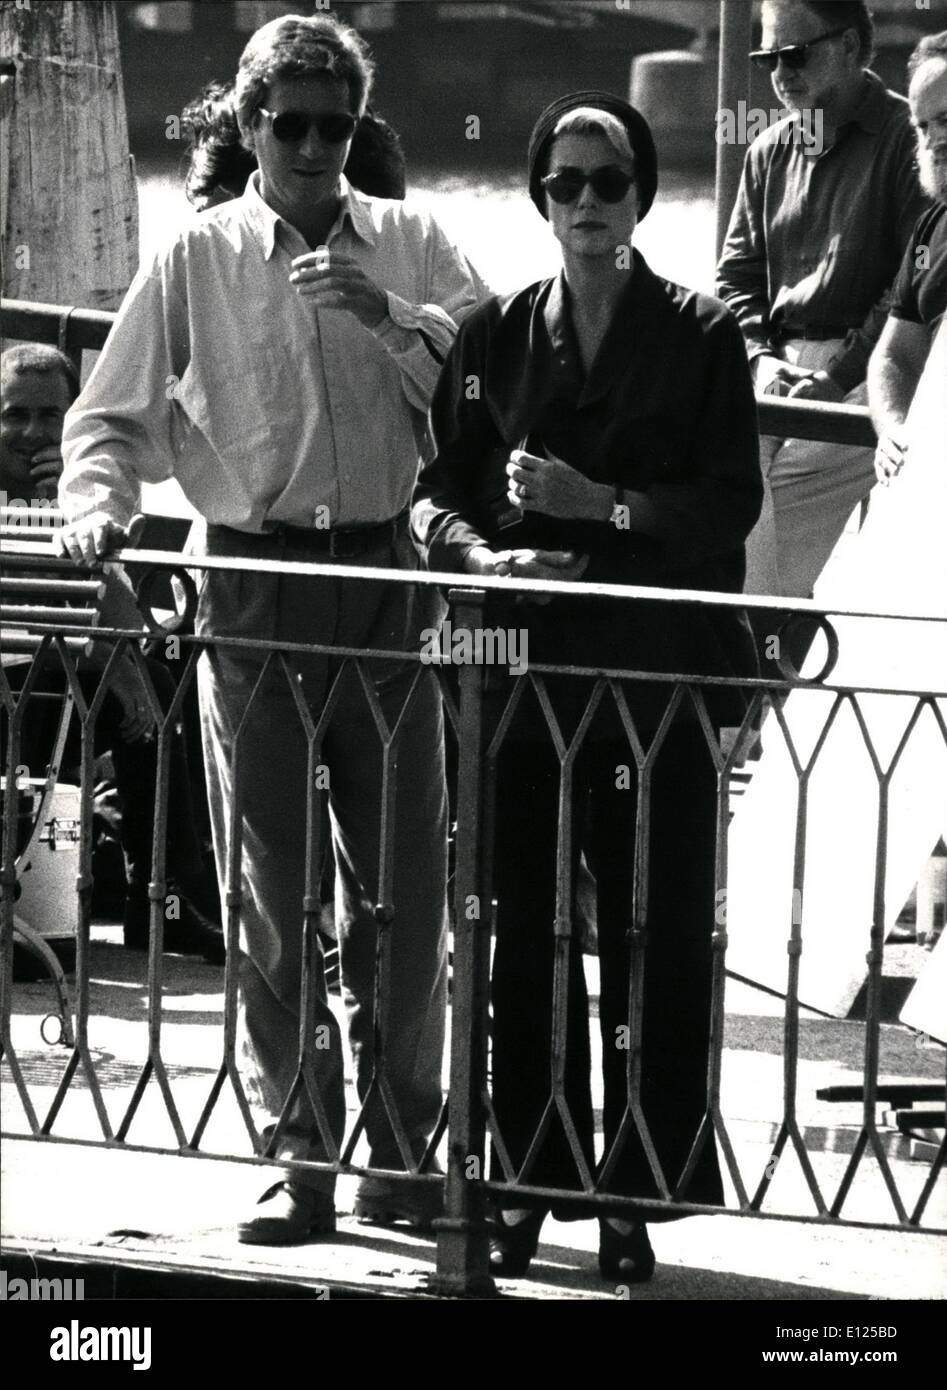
[545,174,586,204]
[271,112,310,143]
[782,46,809,70]
[318,113,356,143]
[750,44,810,73]
[591,170,634,202]
[268,112,355,143]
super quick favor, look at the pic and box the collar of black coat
[542,249,675,408]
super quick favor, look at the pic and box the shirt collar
[842,70,888,136]
[240,170,374,260]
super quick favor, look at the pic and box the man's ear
[842,26,861,66]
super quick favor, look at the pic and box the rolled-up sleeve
[372,221,490,412]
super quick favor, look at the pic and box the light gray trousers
[745,339,876,598]
[195,523,448,1193]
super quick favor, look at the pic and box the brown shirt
[716,71,928,393]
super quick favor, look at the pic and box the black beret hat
[527,90,658,221]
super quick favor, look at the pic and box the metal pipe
[715,0,754,261]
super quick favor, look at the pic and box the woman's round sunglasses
[541,164,636,205]
[257,107,357,145]
[749,26,849,74]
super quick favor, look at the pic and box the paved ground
[2,927,944,1301]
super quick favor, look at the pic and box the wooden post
[1,0,138,312]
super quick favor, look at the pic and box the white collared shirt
[60,173,487,532]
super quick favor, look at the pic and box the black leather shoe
[489,1207,546,1278]
[598,1219,655,1284]
[238,1182,336,1246]
[123,887,225,965]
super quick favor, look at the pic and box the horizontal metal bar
[480,1180,945,1232]
[1,298,113,352]
[1,631,91,653]
[894,1110,945,1131]
[817,1084,945,1105]
[0,524,64,544]
[1,577,105,600]
[757,396,875,447]
[1,605,98,625]
[37,544,942,627]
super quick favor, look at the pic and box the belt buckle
[329,528,361,560]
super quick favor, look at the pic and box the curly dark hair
[181,81,257,210]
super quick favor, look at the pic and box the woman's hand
[465,544,588,603]
[506,449,611,521]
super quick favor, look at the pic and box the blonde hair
[551,107,635,167]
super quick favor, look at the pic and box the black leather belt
[212,512,407,560]
[774,323,851,342]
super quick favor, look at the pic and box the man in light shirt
[57,13,484,1243]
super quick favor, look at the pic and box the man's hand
[753,355,816,396]
[874,428,908,486]
[54,512,142,566]
[506,448,609,521]
[785,370,847,403]
[289,250,387,330]
[29,445,64,499]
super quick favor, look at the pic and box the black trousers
[490,719,724,1217]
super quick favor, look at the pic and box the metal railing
[2,298,943,1298]
[3,541,945,1295]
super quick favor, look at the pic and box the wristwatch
[608,486,626,527]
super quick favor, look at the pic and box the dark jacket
[412,252,763,733]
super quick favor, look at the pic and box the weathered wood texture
[1,0,138,310]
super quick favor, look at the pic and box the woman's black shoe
[598,1219,655,1284]
[489,1208,546,1278]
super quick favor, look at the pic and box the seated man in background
[1,344,223,963]
[717,0,927,601]
[869,31,947,485]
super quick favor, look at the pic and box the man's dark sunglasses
[749,26,849,73]
[541,164,636,204]
[257,107,357,144]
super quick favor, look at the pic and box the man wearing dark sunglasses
[56,12,486,1245]
[718,0,927,602]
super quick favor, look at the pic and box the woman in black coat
[412,93,762,1283]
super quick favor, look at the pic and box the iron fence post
[432,589,496,1297]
